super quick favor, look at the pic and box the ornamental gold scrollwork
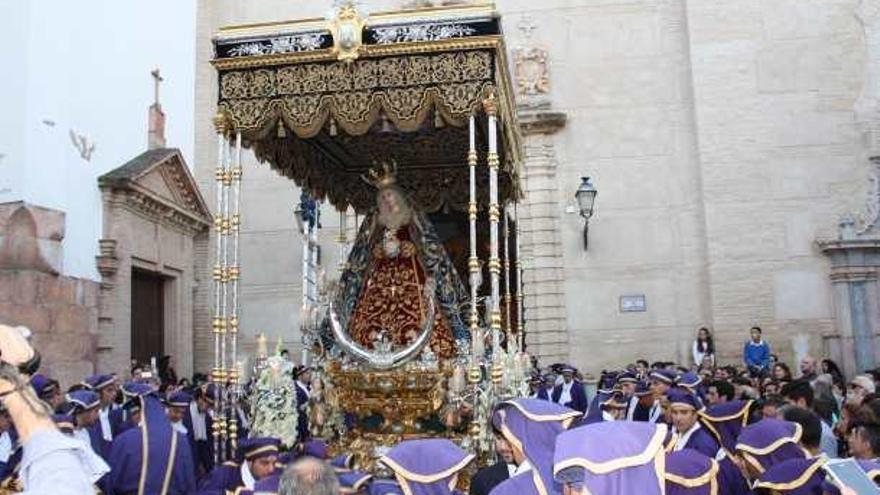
[217,51,493,137]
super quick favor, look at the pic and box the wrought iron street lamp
[575,176,597,250]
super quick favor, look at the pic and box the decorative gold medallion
[328,3,366,63]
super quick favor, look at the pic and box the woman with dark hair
[772,362,793,382]
[692,327,715,368]
[822,359,845,383]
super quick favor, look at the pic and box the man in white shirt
[82,373,119,460]
[65,390,111,482]
[184,383,216,476]
[666,388,719,458]
[165,391,191,436]
[647,369,676,423]
[295,366,312,440]
[198,437,280,492]
[551,366,587,413]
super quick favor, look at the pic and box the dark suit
[551,381,588,413]
[469,461,510,495]
[182,406,214,476]
[295,382,310,441]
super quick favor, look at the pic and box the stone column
[517,110,568,363]
[819,226,880,376]
[512,15,571,364]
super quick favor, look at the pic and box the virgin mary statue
[328,165,469,360]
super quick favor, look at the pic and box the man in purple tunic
[83,373,123,461]
[30,373,63,410]
[107,382,196,495]
[664,449,719,495]
[196,437,280,494]
[665,388,719,458]
[66,389,106,462]
[553,421,667,495]
[380,438,474,495]
[583,372,617,424]
[488,398,580,495]
[626,380,654,422]
[648,369,677,423]
[551,366,588,413]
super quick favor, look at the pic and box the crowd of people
[0,322,877,494]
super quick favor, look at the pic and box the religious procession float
[206,1,530,474]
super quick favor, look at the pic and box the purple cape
[666,425,720,459]
[196,462,244,494]
[380,439,473,495]
[109,393,196,494]
[553,421,666,495]
[716,454,753,495]
[735,419,806,475]
[698,400,754,455]
[664,449,718,495]
[339,471,374,494]
[370,478,404,495]
[492,398,580,495]
[753,457,825,495]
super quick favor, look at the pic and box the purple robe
[553,421,666,495]
[491,399,580,495]
[717,455,754,495]
[664,449,718,495]
[582,391,611,426]
[735,419,806,475]
[380,439,474,495]
[339,471,373,494]
[196,462,244,495]
[490,472,537,495]
[108,393,196,495]
[753,457,825,495]
[370,479,404,495]
[698,400,754,455]
[666,425,720,459]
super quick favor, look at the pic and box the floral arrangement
[249,356,299,448]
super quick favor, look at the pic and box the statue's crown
[362,160,398,188]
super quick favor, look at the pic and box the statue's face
[378,188,401,215]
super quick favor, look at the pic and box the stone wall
[194,0,880,374]
[0,202,98,388]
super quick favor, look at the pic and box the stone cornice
[101,184,211,236]
[517,106,567,136]
[817,237,880,252]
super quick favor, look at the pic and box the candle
[256,333,268,358]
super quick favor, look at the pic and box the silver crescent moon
[328,287,436,370]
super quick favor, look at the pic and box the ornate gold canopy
[211,2,523,213]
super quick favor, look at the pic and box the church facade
[193,0,880,376]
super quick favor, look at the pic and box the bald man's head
[278,457,339,495]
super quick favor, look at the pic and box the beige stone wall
[0,202,98,388]
[98,187,202,379]
[193,0,877,374]
[686,0,867,366]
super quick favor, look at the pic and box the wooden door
[131,269,164,368]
